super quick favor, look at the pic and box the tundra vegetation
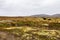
[0,17,60,40]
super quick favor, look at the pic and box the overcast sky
[0,0,60,16]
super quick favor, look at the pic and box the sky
[0,0,60,16]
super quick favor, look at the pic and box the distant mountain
[31,14,50,17]
[0,14,60,18]
[51,14,60,18]
[31,14,60,18]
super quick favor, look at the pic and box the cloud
[41,0,57,6]
[0,0,60,16]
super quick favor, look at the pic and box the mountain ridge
[31,14,60,18]
[0,14,60,18]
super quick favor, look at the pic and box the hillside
[0,17,60,40]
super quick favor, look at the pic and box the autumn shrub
[49,23,60,30]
